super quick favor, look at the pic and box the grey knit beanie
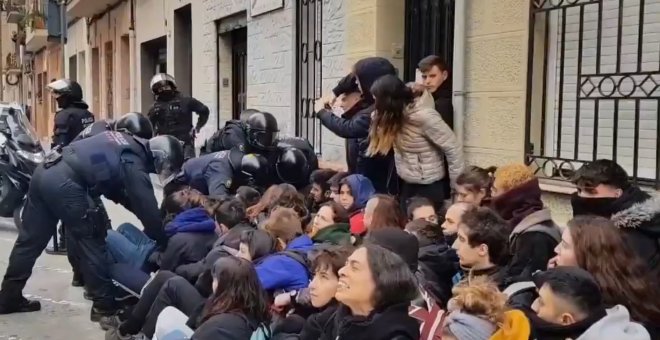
[444,312,497,340]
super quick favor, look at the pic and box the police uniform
[52,102,95,148]
[202,119,248,154]
[0,131,165,313]
[72,120,112,142]
[174,149,251,198]
[270,136,319,188]
[148,94,209,159]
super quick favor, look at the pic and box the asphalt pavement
[0,181,162,340]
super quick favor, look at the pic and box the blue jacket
[164,208,216,237]
[256,235,314,292]
[344,174,376,212]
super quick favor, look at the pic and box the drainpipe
[128,0,137,111]
[452,0,466,145]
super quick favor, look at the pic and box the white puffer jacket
[394,90,465,185]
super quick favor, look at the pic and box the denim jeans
[106,223,157,270]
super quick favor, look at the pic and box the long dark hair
[361,244,419,310]
[568,216,660,325]
[367,75,414,156]
[160,188,210,223]
[456,166,497,198]
[202,257,271,325]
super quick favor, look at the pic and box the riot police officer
[0,132,183,320]
[164,149,270,198]
[272,147,312,189]
[148,73,209,159]
[48,78,95,148]
[275,135,319,172]
[74,112,154,142]
[202,110,279,154]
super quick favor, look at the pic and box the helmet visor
[150,74,176,90]
[46,79,71,93]
[252,130,279,149]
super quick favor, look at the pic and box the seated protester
[338,174,376,235]
[313,244,421,339]
[308,169,338,213]
[405,219,457,307]
[455,165,497,206]
[441,202,472,246]
[106,188,215,272]
[490,163,561,282]
[406,196,439,224]
[451,206,509,289]
[570,159,660,274]
[443,276,530,340]
[235,185,261,208]
[549,216,660,336]
[363,194,407,233]
[310,201,352,245]
[272,246,354,339]
[247,183,298,226]
[259,207,314,292]
[327,171,349,203]
[522,267,649,340]
[269,188,311,227]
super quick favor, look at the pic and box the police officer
[148,73,209,159]
[275,135,319,172]
[272,147,312,189]
[47,78,95,148]
[164,149,270,198]
[0,133,183,320]
[203,110,279,155]
[74,112,154,142]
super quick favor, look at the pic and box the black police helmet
[245,111,279,150]
[240,153,270,187]
[150,73,177,94]
[115,112,154,139]
[148,135,185,184]
[276,148,308,184]
[47,78,83,101]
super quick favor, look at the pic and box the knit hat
[444,312,497,340]
[493,163,535,193]
[366,227,419,272]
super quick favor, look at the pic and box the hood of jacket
[344,174,376,211]
[286,234,314,252]
[333,303,420,340]
[510,208,561,242]
[577,305,651,340]
[313,223,352,245]
[418,242,455,275]
[164,208,216,237]
[611,193,660,235]
[353,57,397,103]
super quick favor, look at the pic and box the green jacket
[312,223,352,245]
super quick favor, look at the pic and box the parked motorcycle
[0,105,44,228]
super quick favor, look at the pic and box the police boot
[71,271,85,287]
[0,294,41,315]
[91,300,120,323]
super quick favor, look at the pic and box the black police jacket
[64,131,166,246]
[148,94,209,142]
[203,120,248,154]
[181,148,246,198]
[71,120,112,142]
[52,102,95,148]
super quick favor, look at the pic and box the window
[525,0,660,188]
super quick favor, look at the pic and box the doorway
[140,36,167,113]
[174,4,192,96]
[105,41,114,118]
[231,27,247,120]
[92,47,101,115]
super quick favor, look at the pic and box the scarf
[491,178,544,228]
[571,186,650,218]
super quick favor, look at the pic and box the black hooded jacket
[432,80,454,130]
[317,57,398,194]
[417,241,458,307]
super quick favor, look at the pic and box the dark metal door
[232,28,247,120]
[404,0,455,81]
[295,0,322,154]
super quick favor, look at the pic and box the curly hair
[493,163,535,193]
[567,216,660,325]
[449,276,508,326]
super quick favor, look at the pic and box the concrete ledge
[538,178,576,195]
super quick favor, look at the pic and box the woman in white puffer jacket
[366,74,465,210]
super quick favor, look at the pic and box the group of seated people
[96,158,659,340]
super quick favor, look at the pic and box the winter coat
[394,90,465,185]
[193,312,265,340]
[516,305,606,340]
[507,208,561,282]
[417,242,458,306]
[489,310,532,340]
[432,84,454,130]
[148,208,218,272]
[611,193,660,274]
[577,305,651,340]
[343,174,375,235]
[312,223,352,245]
[453,265,507,290]
[256,235,314,292]
[307,303,420,340]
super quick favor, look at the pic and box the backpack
[280,249,312,278]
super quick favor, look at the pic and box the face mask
[570,193,618,218]
[157,90,175,101]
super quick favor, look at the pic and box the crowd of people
[0,52,658,340]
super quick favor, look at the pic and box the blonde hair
[263,207,302,243]
[449,276,508,326]
[493,163,535,193]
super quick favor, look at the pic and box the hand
[547,256,559,269]
[274,292,292,307]
[314,95,335,113]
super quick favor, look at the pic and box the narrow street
[0,185,162,340]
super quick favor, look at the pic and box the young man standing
[418,55,453,130]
